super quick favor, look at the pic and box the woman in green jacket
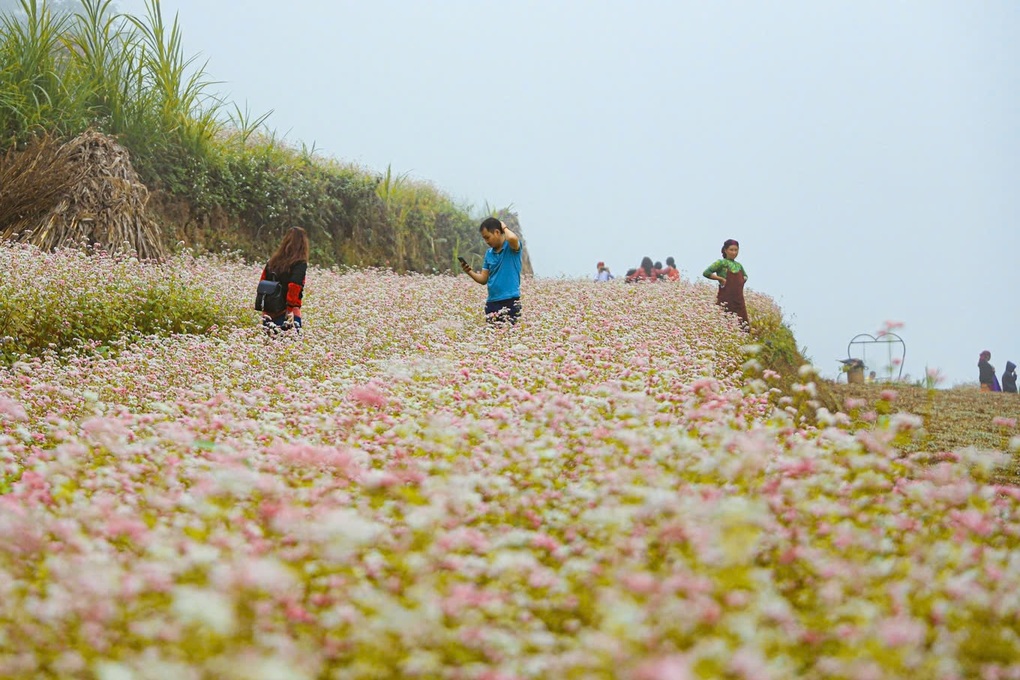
[703,238,749,329]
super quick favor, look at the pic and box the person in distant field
[595,261,614,282]
[624,268,637,282]
[1003,361,1017,393]
[653,261,665,280]
[630,256,656,282]
[978,351,1000,391]
[662,256,681,281]
[461,217,523,324]
[866,370,877,383]
[261,226,308,332]
[703,238,749,329]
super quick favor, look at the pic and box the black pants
[262,313,302,333]
[484,297,521,325]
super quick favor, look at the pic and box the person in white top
[595,261,614,282]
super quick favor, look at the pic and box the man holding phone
[460,217,523,324]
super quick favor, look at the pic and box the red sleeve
[286,261,307,309]
[286,282,303,308]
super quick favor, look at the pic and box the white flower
[171,586,236,636]
[316,509,384,559]
[228,657,312,680]
[94,661,135,680]
[243,557,298,592]
[956,446,1009,477]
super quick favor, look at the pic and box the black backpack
[255,272,287,315]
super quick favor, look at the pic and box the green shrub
[746,292,802,371]
[0,242,252,363]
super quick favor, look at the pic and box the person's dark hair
[654,261,662,270]
[666,256,675,268]
[721,239,739,258]
[479,217,503,234]
[267,227,309,273]
[640,256,653,276]
[980,350,991,361]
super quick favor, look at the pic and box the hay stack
[0,130,166,260]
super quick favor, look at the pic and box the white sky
[115,0,1019,387]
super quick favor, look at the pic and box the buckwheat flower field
[2,250,1020,679]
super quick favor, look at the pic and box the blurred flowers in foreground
[0,256,1018,679]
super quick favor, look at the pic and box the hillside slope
[3,264,1020,677]
[831,382,1020,481]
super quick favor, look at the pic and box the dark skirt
[716,269,749,329]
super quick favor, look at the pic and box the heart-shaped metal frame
[844,332,906,381]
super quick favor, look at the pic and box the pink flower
[950,508,993,536]
[779,456,816,478]
[530,533,560,552]
[634,655,692,680]
[104,515,149,543]
[0,396,28,421]
[877,616,925,647]
[621,572,658,595]
[347,383,388,408]
[271,443,356,473]
[81,416,132,450]
[729,648,771,680]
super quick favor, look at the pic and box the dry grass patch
[830,381,1020,482]
[0,131,166,259]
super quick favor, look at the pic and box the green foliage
[743,293,840,416]
[0,243,251,364]
[747,295,802,372]
[0,0,214,149]
[0,0,489,275]
[0,0,76,137]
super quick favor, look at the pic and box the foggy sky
[113,0,1019,386]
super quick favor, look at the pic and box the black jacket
[979,359,996,387]
[261,260,307,312]
[1004,361,1018,393]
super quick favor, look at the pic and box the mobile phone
[457,256,467,266]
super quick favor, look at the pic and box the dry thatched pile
[0,130,166,260]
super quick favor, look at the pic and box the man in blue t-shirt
[460,217,523,324]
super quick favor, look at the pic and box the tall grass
[124,0,221,156]
[0,0,75,137]
[62,0,127,125]
[0,0,490,272]
[0,0,214,149]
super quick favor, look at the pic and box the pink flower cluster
[1,259,1019,678]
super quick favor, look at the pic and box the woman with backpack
[259,227,308,332]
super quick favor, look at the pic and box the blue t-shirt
[483,242,523,302]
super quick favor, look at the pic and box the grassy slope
[830,382,1020,482]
